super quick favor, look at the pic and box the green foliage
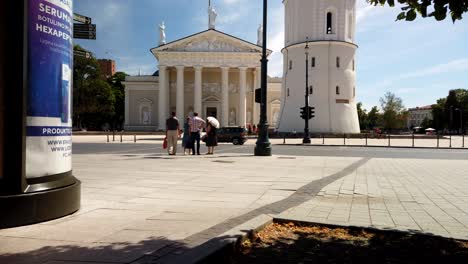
[357,102,369,129]
[367,106,381,129]
[107,72,128,130]
[73,45,127,130]
[367,0,468,22]
[379,92,406,130]
[420,117,433,129]
[432,89,467,132]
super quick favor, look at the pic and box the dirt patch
[227,222,468,264]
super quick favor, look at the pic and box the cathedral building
[123,4,281,131]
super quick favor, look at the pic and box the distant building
[407,105,433,128]
[98,59,116,78]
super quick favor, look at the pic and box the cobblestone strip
[133,157,371,264]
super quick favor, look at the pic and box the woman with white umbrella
[205,116,219,155]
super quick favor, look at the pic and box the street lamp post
[255,0,272,156]
[303,41,311,144]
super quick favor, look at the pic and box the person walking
[182,117,193,155]
[188,112,205,155]
[166,112,180,155]
[205,121,218,155]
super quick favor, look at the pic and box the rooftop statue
[159,21,166,46]
[208,4,217,29]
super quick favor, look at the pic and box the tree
[380,91,406,130]
[431,99,447,130]
[107,72,128,130]
[367,0,468,22]
[357,102,369,130]
[73,45,115,130]
[367,106,381,129]
[420,117,432,129]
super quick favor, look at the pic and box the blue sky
[75,0,468,111]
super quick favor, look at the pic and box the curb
[276,143,468,150]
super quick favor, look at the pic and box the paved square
[1,137,468,263]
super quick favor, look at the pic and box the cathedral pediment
[151,29,268,55]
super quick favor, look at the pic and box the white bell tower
[278,0,360,134]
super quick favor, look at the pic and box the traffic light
[309,106,315,119]
[300,107,307,120]
[255,88,261,103]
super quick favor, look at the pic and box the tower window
[348,13,353,39]
[289,60,293,70]
[353,86,356,97]
[327,12,333,34]
[352,59,355,71]
[336,57,340,68]
[309,86,313,94]
[287,88,290,97]
[336,86,340,95]
[312,57,316,68]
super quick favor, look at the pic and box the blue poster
[26,0,73,178]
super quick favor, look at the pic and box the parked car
[217,127,247,145]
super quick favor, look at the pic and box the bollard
[283,134,286,144]
[450,135,452,148]
[343,134,346,145]
[412,133,415,148]
[463,134,465,148]
[322,134,325,145]
[134,134,137,143]
[388,134,390,147]
[107,133,109,143]
[365,133,368,146]
[120,132,123,143]
[437,134,440,148]
[112,130,115,142]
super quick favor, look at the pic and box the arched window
[336,86,340,95]
[327,12,333,34]
[336,57,340,68]
[289,60,293,70]
[311,57,316,68]
[287,88,290,97]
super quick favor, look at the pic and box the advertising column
[27,0,73,178]
[0,0,80,229]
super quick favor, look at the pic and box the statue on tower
[208,1,217,29]
[257,24,263,46]
[159,21,166,46]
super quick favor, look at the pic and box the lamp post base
[303,138,311,144]
[0,177,81,229]
[255,124,272,156]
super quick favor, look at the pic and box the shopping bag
[163,137,168,149]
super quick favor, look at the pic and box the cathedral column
[124,87,130,126]
[221,67,230,127]
[176,65,185,119]
[253,67,261,125]
[158,65,167,131]
[194,66,203,115]
[239,67,247,128]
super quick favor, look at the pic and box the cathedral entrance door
[206,107,217,118]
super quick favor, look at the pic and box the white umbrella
[207,116,220,128]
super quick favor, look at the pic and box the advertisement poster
[26,0,73,178]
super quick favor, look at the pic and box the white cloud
[401,59,468,79]
[371,58,468,90]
